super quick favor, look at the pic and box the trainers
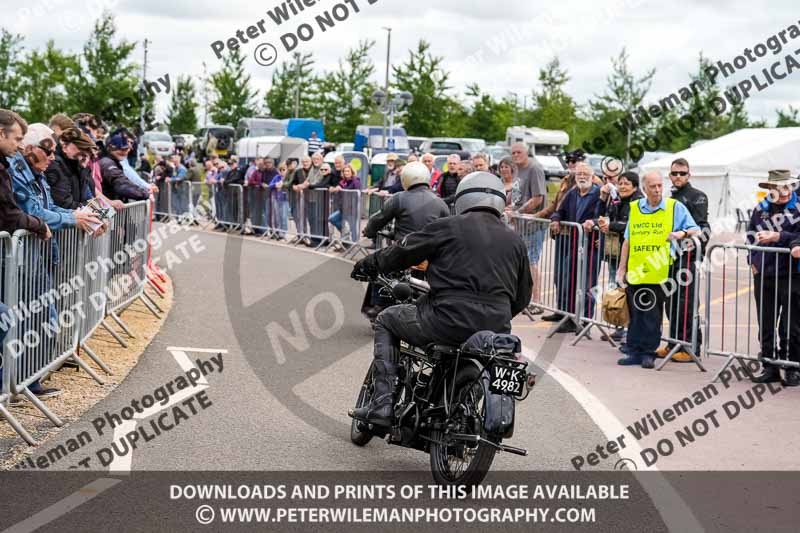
[541,313,561,322]
[641,355,656,369]
[526,304,544,315]
[30,387,63,400]
[617,355,642,366]
[655,347,669,358]
[618,344,630,354]
[610,329,626,342]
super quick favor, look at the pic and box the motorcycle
[349,271,536,486]
[361,229,427,326]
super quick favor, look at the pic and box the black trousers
[373,304,436,365]
[753,274,800,363]
[626,284,666,357]
[666,253,701,349]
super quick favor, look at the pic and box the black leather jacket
[363,184,450,240]
[375,209,533,345]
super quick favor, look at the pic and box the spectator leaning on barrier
[169,154,189,214]
[596,171,643,342]
[328,163,362,248]
[747,170,800,386]
[268,160,290,240]
[0,109,60,400]
[116,129,155,195]
[331,154,345,182]
[435,153,462,204]
[290,156,311,237]
[509,142,547,315]
[550,162,602,333]
[659,158,711,362]
[616,171,699,369]
[45,127,97,210]
[98,134,151,203]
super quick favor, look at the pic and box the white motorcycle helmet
[400,161,431,191]
[454,171,507,216]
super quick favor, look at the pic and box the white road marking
[522,346,704,532]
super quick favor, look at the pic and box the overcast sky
[11,0,800,127]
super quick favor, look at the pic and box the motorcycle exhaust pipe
[449,433,528,457]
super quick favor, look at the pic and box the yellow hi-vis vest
[628,198,676,285]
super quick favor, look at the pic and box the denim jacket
[7,153,76,231]
[7,152,77,264]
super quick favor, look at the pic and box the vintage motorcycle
[349,271,536,486]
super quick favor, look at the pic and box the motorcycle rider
[360,161,450,319]
[351,171,533,427]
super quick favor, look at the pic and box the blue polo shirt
[624,197,699,239]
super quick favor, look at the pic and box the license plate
[489,363,524,397]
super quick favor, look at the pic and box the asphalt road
[25,227,609,472]
[6,227,798,532]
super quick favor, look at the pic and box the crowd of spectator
[0,108,160,402]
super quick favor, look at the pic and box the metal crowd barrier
[105,201,154,341]
[245,185,272,237]
[214,183,244,231]
[325,189,362,256]
[704,243,799,382]
[168,180,194,221]
[572,229,704,371]
[0,200,157,445]
[299,188,331,249]
[154,178,170,219]
[0,232,13,430]
[657,236,705,371]
[509,215,585,335]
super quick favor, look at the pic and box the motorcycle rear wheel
[350,364,375,446]
[429,364,497,486]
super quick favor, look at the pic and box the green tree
[16,41,78,123]
[166,75,198,134]
[0,29,25,109]
[209,47,259,127]
[526,57,596,149]
[463,84,514,142]
[776,105,800,127]
[265,52,317,119]
[588,47,655,162]
[391,40,452,137]
[65,13,141,123]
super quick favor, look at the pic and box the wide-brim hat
[759,169,799,189]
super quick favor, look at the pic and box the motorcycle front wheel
[429,364,497,486]
[350,364,375,446]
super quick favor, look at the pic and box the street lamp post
[381,27,392,149]
[372,90,413,151]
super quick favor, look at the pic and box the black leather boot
[751,364,781,384]
[352,361,397,428]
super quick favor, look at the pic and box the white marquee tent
[640,128,800,222]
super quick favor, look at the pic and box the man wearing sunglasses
[659,158,710,363]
